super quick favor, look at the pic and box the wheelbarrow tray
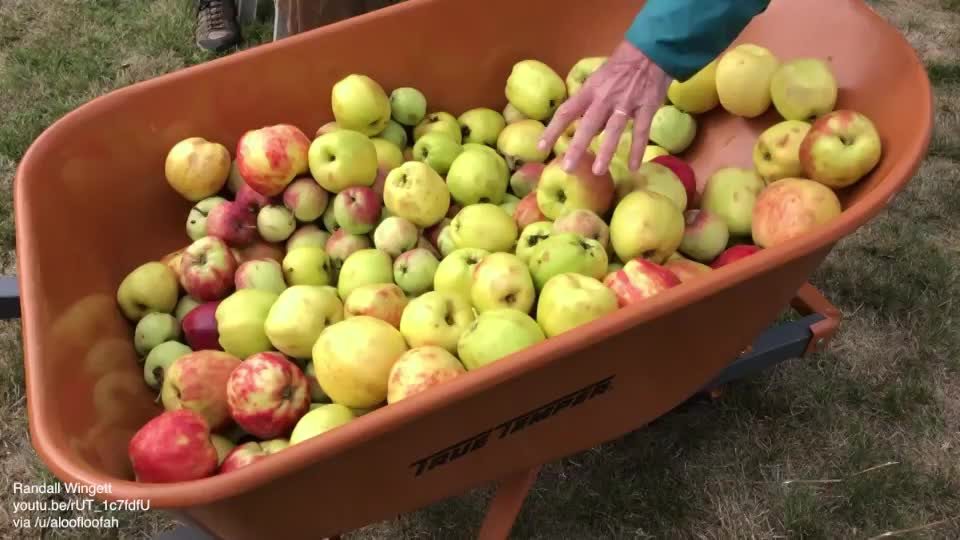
[14,0,932,538]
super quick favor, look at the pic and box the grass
[1,0,959,538]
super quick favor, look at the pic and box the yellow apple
[289,404,355,445]
[770,58,838,121]
[312,316,408,408]
[164,137,231,202]
[387,346,466,404]
[752,120,812,183]
[264,285,344,359]
[536,273,618,338]
[609,190,685,264]
[667,58,720,114]
[751,177,843,248]
[715,43,780,118]
[330,74,391,136]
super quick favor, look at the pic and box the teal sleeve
[625,0,771,82]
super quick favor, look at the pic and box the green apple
[458,107,506,146]
[609,190,685,264]
[679,209,730,262]
[286,225,330,252]
[503,103,527,124]
[282,178,329,223]
[281,247,332,287]
[509,163,545,198]
[265,285,344,359]
[143,341,192,391]
[770,58,838,121]
[536,155,616,220]
[413,132,463,175]
[383,161,450,228]
[216,289,279,359]
[515,221,553,263]
[449,203,518,253]
[331,74,391,136]
[413,112,462,144]
[666,59,720,114]
[134,312,180,356]
[433,248,489,300]
[643,166,688,212]
[399,290,475,353]
[462,142,510,182]
[312,316,409,407]
[308,129,379,193]
[566,56,607,96]
[554,134,572,156]
[289,403,355,445]
[116,261,179,321]
[505,59,567,121]
[304,361,330,402]
[496,119,550,170]
[470,252,536,313]
[393,248,440,296]
[373,216,419,257]
[457,308,546,370]
[322,201,340,232]
[648,105,697,154]
[372,136,404,167]
[700,167,767,236]
[536,273,618,337]
[527,233,607,290]
[378,121,408,150]
[389,87,427,126]
[446,149,508,205]
[437,225,457,257]
[798,109,883,189]
[257,204,296,243]
[753,120,812,183]
[175,295,201,323]
[336,248,394,300]
[234,259,287,294]
[500,193,520,217]
[186,196,228,241]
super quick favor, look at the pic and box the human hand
[537,40,671,176]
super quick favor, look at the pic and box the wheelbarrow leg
[477,466,541,540]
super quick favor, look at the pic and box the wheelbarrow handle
[703,282,842,391]
[0,276,19,320]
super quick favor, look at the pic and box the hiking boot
[196,0,242,52]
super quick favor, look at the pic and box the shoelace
[198,0,227,31]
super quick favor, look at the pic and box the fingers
[629,106,655,171]
[561,100,609,172]
[592,109,630,176]
[537,91,590,154]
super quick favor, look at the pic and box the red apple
[651,155,697,206]
[663,256,713,283]
[236,124,311,197]
[128,409,219,483]
[236,241,285,265]
[206,202,259,248]
[226,352,311,439]
[179,236,238,301]
[182,301,222,351]
[161,350,242,432]
[282,177,329,223]
[514,192,547,229]
[333,186,381,235]
[236,183,274,216]
[603,258,681,307]
[711,244,762,269]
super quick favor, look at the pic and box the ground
[0,0,958,538]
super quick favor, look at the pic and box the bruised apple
[751,177,843,248]
[603,258,681,307]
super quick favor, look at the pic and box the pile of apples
[118,42,883,484]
